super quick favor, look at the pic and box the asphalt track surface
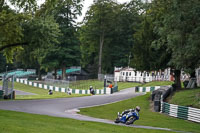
[0,88,143,116]
[0,87,191,133]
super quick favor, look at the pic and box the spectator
[48,90,53,95]
[89,86,95,95]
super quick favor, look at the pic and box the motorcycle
[114,110,139,125]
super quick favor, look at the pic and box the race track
[0,87,143,117]
[0,87,190,133]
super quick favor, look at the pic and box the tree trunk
[37,67,42,80]
[174,69,181,89]
[98,31,104,75]
[190,70,196,78]
[54,68,57,79]
[62,66,66,80]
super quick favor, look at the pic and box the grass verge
[32,79,104,90]
[0,82,89,100]
[140,81,173,87]
[117,82,141,91]
[169,88,200,108]
[0,110,174,133]
[79,94,200,133]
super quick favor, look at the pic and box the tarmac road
[0,87,144,118]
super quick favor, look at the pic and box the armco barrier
[136,86,161,92]
[161,102,200,123]
[136,85,171,93]
[15,78,115,95]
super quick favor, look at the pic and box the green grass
[0,82,89,100]
[69,80,104,90]
[117,82,141,91]
[140,81,173,87]
[0,110,174,133]
[32,79,104,90]
[33,80,142,91]
[31,80,173,91]
[169,88,200,108]
[79,94,200,133]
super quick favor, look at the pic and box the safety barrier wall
[161,102,200,123]
[135,86,171,92]
[15,78,107,95]
[113,86,118,93]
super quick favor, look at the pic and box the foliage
[0,0,37,62]
[15,16,61,78]
[152,0,200,73]
[131,16,171,71]
[0,53,6,72]
[37,0,83,79]
[80,0,143,75]
[130,0,200,88]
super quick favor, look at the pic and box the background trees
[1,0,199,87]
[131,0,200,88]
[79,0,143,77]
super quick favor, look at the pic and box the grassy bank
[0,82,88,100]
[0,110,174,133]
[140,81,173,87]
[169,88,200,108]
[117,82,141,91]
[79,94,200,133]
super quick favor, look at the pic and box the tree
[42,0,83,80]
[152,0,200,88]
[131,0,200,89]
[16,16,61,79]
[131,14,171,72]
[0,0,37,62]
[80,0,143,76]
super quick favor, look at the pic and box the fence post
[160,95,163,113]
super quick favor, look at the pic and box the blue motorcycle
[114,110,139,125]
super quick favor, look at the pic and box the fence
[98,74,114,81]
[161,102,200,123]
[115,75,170,83]
[15,78,114,95]
[2,75,14,99]
[44,78,69,88]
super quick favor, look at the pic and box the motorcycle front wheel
[114,118,120,123]
[125,117,135,125]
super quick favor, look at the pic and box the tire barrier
[151,86,174,112]
[15,78,116,95]
[161,102,200,123]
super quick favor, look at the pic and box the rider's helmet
[136,106,140,112]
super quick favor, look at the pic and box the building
[196,68,200,87]
[114,67,171,82]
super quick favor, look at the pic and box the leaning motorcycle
[114,110,139,125]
